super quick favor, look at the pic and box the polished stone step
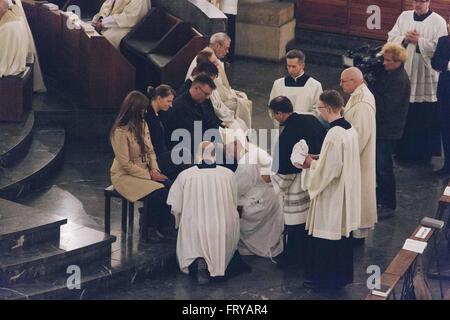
[0,129,65,200]
[0,198,67,252]
[0,111,34,167]
[0,222,116,287]
[0,231,175,300]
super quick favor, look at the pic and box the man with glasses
[166,74,222,160]
[388,0,448,164]
[341,67,377,243]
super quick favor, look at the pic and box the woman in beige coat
[110,91,172,241]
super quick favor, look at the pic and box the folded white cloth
[290,139,309,169]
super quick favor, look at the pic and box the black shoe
[196,258,210,285]
[352,237,366,246]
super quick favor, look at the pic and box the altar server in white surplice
[167,141,240,285]
[92,0,150,48]
[222,129,284,259]
[301,90,361,289]
[388,0,448,163]
[270,49,323,128]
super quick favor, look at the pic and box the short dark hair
[286,49,305,63]
[319,90,344,111]
[146,84,175,100]
[192,61,219,78]
[196,50,213,65]
[268,96,294,113]
[192,73,217,90]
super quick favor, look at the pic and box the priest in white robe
[388,0,448,163]
[341,67,377,241]
[167,141,240,285]
[222,129,284,258]
[0,0,28,78]
[9,0,46,92]
[186,33,253,128]
[269,49,323,128]
[301,90,361,289]
[92,0,150,48]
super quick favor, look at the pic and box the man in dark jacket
[432,32,450,175]
[370,43,410,217]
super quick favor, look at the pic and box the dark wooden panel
[79,33,135,108]
[349,0,402,40]
[298,0,349,33]
[59,14,81,94]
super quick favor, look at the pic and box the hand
[150,169,168,182]
[236,91,245,99]
[302,155,313,169]
[92,21,103,33]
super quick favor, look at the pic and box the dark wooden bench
[145,24,208,90]
[0,67,33,122]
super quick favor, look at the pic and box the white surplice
[388,10,448,103]
[302,124,361,240]
[0,12,28,78]
[167,165,240,277]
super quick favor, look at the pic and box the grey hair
[209,32,231,46]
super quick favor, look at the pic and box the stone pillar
[236,1,295,61]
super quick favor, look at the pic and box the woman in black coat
[431,28,450,175]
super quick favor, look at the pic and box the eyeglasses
[340,78,354,84]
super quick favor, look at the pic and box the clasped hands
[404,29,420,45]
[150,168,168,182]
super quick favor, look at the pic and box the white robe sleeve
[93,0,114,22]
[269,79,281,104]
[387,14,406,45]
[310,81,323,115]
[167,175,184,228]
[303,139,343,200]
[349,103,373,155]
[417,19,448,60]
[0,22,28,78]
[113,0,149,28]
[210,90,235,125]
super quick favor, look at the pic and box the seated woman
[110,90,172,241]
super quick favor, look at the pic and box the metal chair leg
[104,195,111,234]
[121,199,128,234]
[128,202,134,230]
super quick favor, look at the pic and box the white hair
[209,32,231,46]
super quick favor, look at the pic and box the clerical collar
[329,117,351,130]
[197,160,217,169]
[414,10,432,22]
[284,73,310,87]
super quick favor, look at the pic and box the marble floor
[17,58,450,299]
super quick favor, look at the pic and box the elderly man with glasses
[388,0,448,164]
[341,67,377,243]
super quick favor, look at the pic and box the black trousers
[283,224,308,266]
[396,102,441,162]
[376,139,397,209]
[141,179,172,230]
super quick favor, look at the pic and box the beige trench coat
[110,122,164,202]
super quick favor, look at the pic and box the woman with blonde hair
[110,90,172,241]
